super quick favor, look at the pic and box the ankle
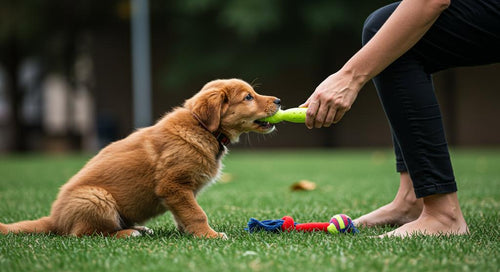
[422,193,465,223]
[389,197,423,217]
[399,191,421,205]
[392,190,422,214]
[393,172,422,207]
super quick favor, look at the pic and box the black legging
[362,0,500,198]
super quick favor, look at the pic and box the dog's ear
[185,88,229,132]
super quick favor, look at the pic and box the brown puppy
[0,79,280,239]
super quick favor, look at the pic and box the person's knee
[362,13,379,46]
[362,2,399,46]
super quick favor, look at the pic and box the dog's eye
[244,94,254,101]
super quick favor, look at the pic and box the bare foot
[354,200,422,227]
[379,193,469,237]
[354,172,423,227]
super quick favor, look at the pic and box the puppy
[0,79,280,239]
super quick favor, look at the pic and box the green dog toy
[259,107,307,123]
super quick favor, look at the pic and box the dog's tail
[0,216,54,235]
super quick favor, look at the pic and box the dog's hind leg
[52,186,140,238]
[70,222,143,238]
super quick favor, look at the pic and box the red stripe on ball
[341,214,349,228]
[330,219,340,230]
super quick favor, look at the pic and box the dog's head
[184,79,281,142]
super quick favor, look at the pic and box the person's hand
[300,70,364,129]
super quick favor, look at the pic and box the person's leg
[354,172,423,227]
[382,137,465,237]
[356,2,470,236]
[354,134,423,227]
[372,45,468,238]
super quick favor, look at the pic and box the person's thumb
[299,97,311,108]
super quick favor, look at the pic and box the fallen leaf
[290,180,316,191]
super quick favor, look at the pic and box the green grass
[0,149,499,271]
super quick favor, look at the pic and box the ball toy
[327,214,357,234]
[258,107,307,123]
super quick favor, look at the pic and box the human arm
[301,0,451,129]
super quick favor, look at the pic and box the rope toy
[246,214,359,235]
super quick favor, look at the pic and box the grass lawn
[0,149,499,271]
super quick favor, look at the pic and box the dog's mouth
[252,107,279,132]
[253,119,274,130]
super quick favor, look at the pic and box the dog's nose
[274,98,281,105]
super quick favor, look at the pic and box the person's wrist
[339,64,370,92]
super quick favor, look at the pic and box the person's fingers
[333,108,346,124]
[305,101,319,129]
[314,103,328,128]
[323,107,337,127]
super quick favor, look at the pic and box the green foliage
[219,0,282,39]
[156,0,393,89]
[303,1,353,33]
[0,149,499,271]
[0,0,45,51]
[0,0,392,89]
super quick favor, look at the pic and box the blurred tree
[0,0,46,151]
[156,0,390,89]
[0,0,123,151]
[0,0,389,151]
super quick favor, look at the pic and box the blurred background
[0,0,499,153]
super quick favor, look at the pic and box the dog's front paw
[193,229,228,239]
[218,232,228,240]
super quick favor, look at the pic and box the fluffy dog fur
[0,79,280,239]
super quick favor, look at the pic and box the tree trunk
[5,36,26,152]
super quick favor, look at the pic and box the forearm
[342,0,450,87]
